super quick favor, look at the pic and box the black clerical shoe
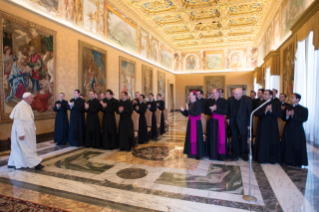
[231,154,239,161]
[7,165,16,169]
[241,154,249,161]
[34,163,45,170]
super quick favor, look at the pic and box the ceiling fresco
[107,0,283,51]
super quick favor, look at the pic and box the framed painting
[142,65,153,101]
[106,5,137,52]
[227,85,247,98]
[204,76,225,99]
[139,28,149,59]
[204,51,224,70]
[78,41,107,99]
[157,71,166,100]
[282,43,294,102]
[0,11,57,122]
[119,57,136,99]
[160,48,172,69]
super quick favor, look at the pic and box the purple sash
[189,115,201,155]
[211,113,226,154]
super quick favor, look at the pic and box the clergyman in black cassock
[53,93,69,145]
[252,89,264,110]
[147,94,158,139]
[197,90,206,113]
[281,93,308,166]
[254,90,282,164]
[135,95,148,144]
[117,92,135,151]
[227,88,252,161]
[84,92,101,148]
[181,91,205,159]
[101,90,118,150]
[156,94,165,135]
[68,90,85,146]
[279,93,291,116]
[205,89,228,160]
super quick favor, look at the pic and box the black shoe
[241,154,249,161]
[231,154,239,161]
[7,165,16,169]
[35,163,45,170]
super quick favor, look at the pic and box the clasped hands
[100,100,107,108]
[286,109,294,118]
[118,106,124,113]
[265,104,272,113]
[56,103,61,109]
[84,102,89,109]
[209,104,217,112]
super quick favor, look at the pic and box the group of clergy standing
[53,89,166,152]
[181,87,309,167]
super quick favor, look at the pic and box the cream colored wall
[0,1,175,135]
[175,71,254,109]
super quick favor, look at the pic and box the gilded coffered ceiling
[108,0,283,51]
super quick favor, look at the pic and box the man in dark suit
[227,88,252,161]
[197,90,206,113]
[252,89,264,110]
[272,89,280,102]
[250,90,256,100]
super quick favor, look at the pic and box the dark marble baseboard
[36,132,54,143]
[0,177,160,212]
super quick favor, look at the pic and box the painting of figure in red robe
[1,12,56,121]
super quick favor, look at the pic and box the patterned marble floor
[0,112,318,212]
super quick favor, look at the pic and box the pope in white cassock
[7,92,45,170]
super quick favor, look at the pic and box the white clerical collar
[139,101,143,104]
[281,102,285,105]
[293,104,298,107]
[60,100,63,102]
[122,99,127,102]
[191,100,196,103]
[74,97,78,100]
[150,100,154,102]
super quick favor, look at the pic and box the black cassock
[53,100,69,145]
[117,99,135,150]
[135,102,148,144]
[197,98,206,113]
[252,99,261,110]
[101,98,118,149]
[147,101,158,139]
[157,100,165,135]
[281,105,308,166]
[68,98,85,146]
[85,99,101,148]
[254,100,282,163]
[205,98,228,160]
[181,101,205,158]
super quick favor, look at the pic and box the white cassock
[8,100,42,168]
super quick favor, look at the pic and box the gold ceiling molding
[199,31,223,38]
[228,27,254,36]
[178,41,199,46]
[109,0,283,51]
[228,17,257,27]
[228,36,251,41]
[181,0,219,8]
[141,0,176,15]
[164,25,190,34]
[172,34,195,40]
[202,38,224,44]
[227,2,263,16]
[154,14,184,25]
[195,22,222,31]
[189,9,220,21]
